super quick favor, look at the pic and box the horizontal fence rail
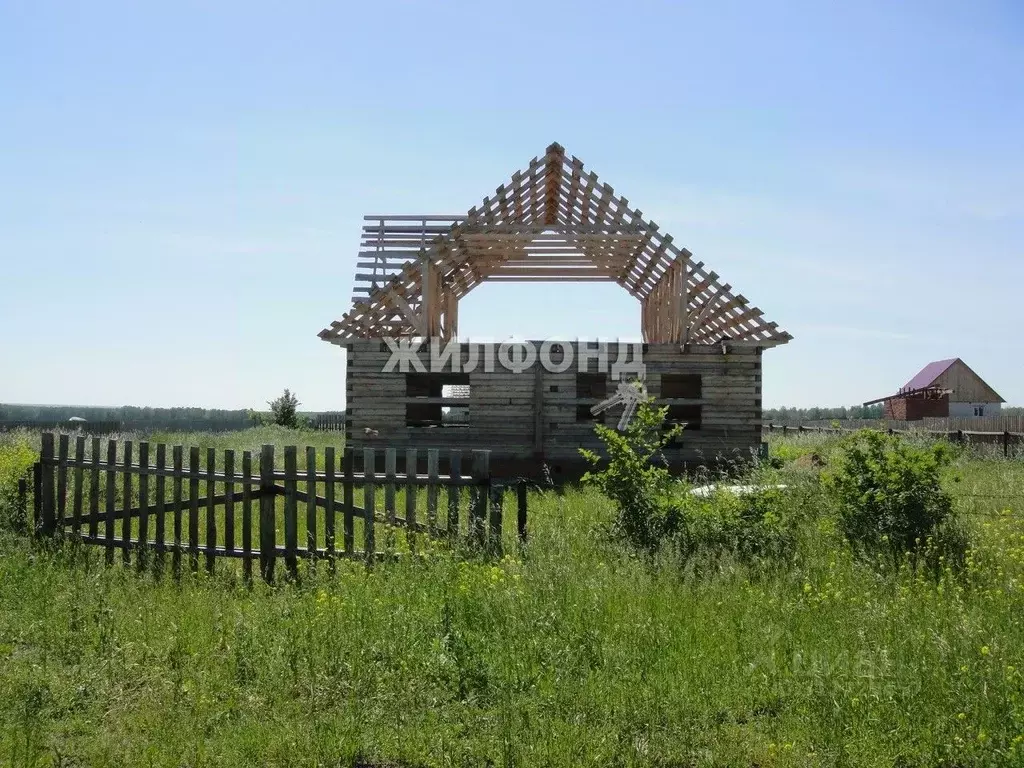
[766,423,1024,457]
[32,433,527,583]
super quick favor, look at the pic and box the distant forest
[0,404,345,431]
[761,404,886,423]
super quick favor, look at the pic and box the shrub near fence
[30,433,528,583]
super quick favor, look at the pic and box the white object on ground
[689,484,788,498]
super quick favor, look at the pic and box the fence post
[1004,431,1011,458]
[40,433,56,538]
[32,462,42,538]
[957,429,964,446]
[259,444,277,584]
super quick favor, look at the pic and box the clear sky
[1,0,1021,411]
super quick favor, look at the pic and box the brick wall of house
[885,394,950,421]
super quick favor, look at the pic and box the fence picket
[283,446,298,579]
[517,483,528,544]
[448,450,462,537]
[306,446,317,565]
[324,447,336,567]
[89,437,101,540]
[343,449,354,556]
[138,442,150,571]
[56,434,68,535]
[104,439,117,565]
[242,450,253,583]
[41,434,55,537]
[122,440,133,564]
[405,448,417,550]
[205,447,217,574]
[426,449,439,536]
[155,444,167,568]
[363,448,376,562]
[188,447,201,573]
[72,436,85,535]
[259,444,276,584]
[224,450,235,558]
[172,446,184,578]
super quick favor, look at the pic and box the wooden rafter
[319,142,792,347]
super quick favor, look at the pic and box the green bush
[668,487,800,568]
[580,395,682,552]
[824,429,964,560]
[0,438,37,534]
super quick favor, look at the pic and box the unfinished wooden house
[319,143,792,477]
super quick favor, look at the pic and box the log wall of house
[343,340,763,477]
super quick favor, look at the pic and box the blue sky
[1,0,1021,411]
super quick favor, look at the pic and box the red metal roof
[902,358,958,393]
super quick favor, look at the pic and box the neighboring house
[865,358,1004,420]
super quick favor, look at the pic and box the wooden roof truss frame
[320,143,792,348]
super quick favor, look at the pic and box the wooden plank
[121,440,133,563]
[363,448,376,563]
[324,446,336,567]
[154,444,167,567]
[283,446,299,579]
[224,450,235,558]
[188,447,201,574]
[104,439,116,565]
[241,451,253,582]
[205,447,217,574]
[72,436,85,535]
[137,442,149,571]
[40,433,55,537]
[405,448,417,550]
[426,448,439,535]
[259,445,276,583]
[448,450,461,537]
[172,445,184,578]
[343,448,355,556]
[384,448,397,526]
[56,434,68,536]
[306,446,317,565]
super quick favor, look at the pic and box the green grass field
[2,427,1024,766]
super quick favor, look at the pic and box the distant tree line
[0,403,346,432]
[762,404,886,424]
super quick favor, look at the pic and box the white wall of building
[949,402,1002,418]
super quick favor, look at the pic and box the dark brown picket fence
[31,433,527,583]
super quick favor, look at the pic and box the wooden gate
[31,433,528,583]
